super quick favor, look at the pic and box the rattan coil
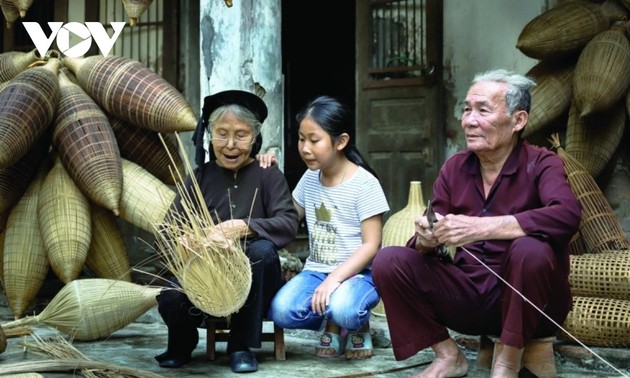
[550,134,630,253]
[62,55,197,133]
[574,27,630,117]
[2,169,49,319]
[517,1,609,60]
[558,296,630,347]
[0,58,60,169]
[565,100,625,178]
[86,204,132,282]
[122,0,153,27]
[0,49,39,82]
[569,251,630,299]
[37,157,91,284]
[53,69,123,216]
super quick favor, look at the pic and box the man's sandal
[315,331,346,358]
[344,331,373,360]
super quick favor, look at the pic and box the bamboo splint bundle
[153,133,252,317]
[549,133,630,253]
[0,278,162,341]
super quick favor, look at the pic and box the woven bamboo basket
[567,231,588,255]
[574,27,630,117]
[122,0,153,27]
[3,168,49,319]
[565,100,625,178]
[569,251,630,299]
[0,278,162,341]
[0,322,5,353]
[0,49,39,82]
[53,69,122,216]
[62,55,197,133]
[109,116,184,185]
[549,134,630,253]
[0,0,19,28]
[0,132,50,214]
[0,220,6,284]
[37,157,91,284]
[11,0,33,18]
[517,1,609,60]
[86,203,132,282]
[0,58,60,169]
[522,61,574,139]
[119,158,176,233]
[558,296,630,347]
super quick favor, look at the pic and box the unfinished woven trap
[569,251,630,299]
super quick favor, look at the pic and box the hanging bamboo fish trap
[122,0,153,27]
[109,116,184,185]
[0,49,39,82]
[558,296,630,347]
[0,58,60,169]
[62,55,197,133]
[11,0,33,18]
[118,158,176,233]
[569,251,630,300]
[3,167,49,319]
[565,100,625,178]
[0,278,162,341]
[53,69,122,216]
[549,133,630,253]
[0,0,19,28]
[522,61,574,139]
[517,1,610,60]
[573,27,630,117]
[37,156,91,284]
[86,203,132,282]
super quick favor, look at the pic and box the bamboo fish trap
[0,278,162,341]
[122,0,153,27]
[62,55,197,133]
[516,1,610,60]
[0,0,19,29]
[549,133,630,253]
[0,58,60,169]
[0,49,39,82]
[3,167,49,319]
[11,0,33,18]
[569,251,630,300]
[86,203,132,282]
[53,69,122,216]
[37,156,91,284]
[573,27,630,117]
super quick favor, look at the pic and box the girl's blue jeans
[268,269,379,332]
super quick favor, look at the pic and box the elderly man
[372,69,581,378]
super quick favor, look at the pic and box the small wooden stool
[476,335,557,378]
[205,318,286,361]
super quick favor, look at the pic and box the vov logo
[23,22,126,58]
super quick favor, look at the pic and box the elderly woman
[154,90,299,373]
[372,69,581,378]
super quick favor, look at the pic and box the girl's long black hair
[296,95,379,179]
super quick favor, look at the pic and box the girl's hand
[311,277,342,315]
[256,153,277,168]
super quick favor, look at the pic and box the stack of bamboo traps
[0,49,194,322]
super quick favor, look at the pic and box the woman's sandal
[344,331,373,360]
[315,331,346,358]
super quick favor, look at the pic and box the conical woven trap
[122,0,153,27]
[0,49,39,82]
[86,203,132,282]
[382,181,425,247]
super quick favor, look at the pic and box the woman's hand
[256,153,277,168]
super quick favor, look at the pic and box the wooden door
[356,0,443,217]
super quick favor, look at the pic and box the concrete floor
[2,304,630,378]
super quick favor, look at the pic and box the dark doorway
[281,0,356,191]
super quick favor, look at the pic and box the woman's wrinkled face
[210,111,255,171]
[297,117,336,171]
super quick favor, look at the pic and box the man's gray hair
[472,69,536,114]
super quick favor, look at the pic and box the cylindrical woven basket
[86,203,132,282]
[0,278,162,341]
[0,0,20,29]
[0,58,60,168]
[53,69,123,216]
[118,158,176,233]
[574,27,630,117]
[0,49,39,82]
[565,99,625,178]
[516,1,609,60]
[569,251,630,299]
[550,134,630,253]
[37,157,92,284]
[3,168,49,319]
[122,0,153,27]
[558,296,630,347]
[522,61,574,139]
[109,115,184,185]
[62,55,197,133]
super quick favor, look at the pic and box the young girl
[268,96,389,360]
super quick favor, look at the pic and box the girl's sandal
[315,331,346,358]
[344,331,373,360]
